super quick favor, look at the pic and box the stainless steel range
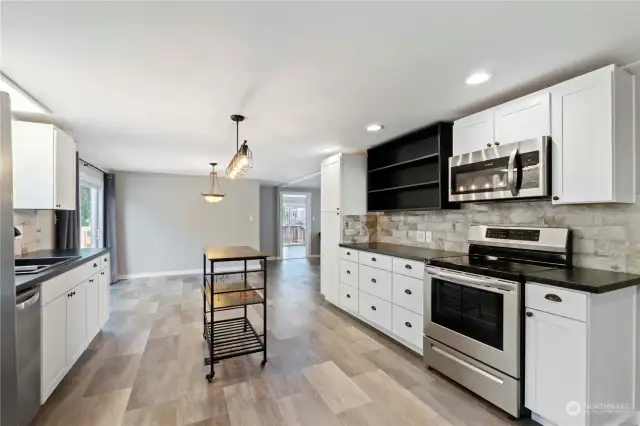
[423,225,570,418]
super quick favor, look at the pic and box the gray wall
[116,171,260,276]
[259,186,321,257]
[259,186,277,256]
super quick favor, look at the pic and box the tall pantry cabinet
[320,153,367,304]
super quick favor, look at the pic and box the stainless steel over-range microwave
[448,136,551,202]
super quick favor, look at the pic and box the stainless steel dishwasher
[16,285,41,426]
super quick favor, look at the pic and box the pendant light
[202,163,225,203]
[226,114,253,179]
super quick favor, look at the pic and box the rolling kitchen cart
[202,246,268,382]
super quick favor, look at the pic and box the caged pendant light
[202,163,225,203]
[226,114,253,179]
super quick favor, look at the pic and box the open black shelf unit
[202,253,267,383]
[367,122,458,212]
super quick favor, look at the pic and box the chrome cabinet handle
[346,252,351,256]
[405,264,412,270]
[89,279,94,283]
[371,257,376,262]
[346,294,351,299]
[371,278,376,283]
[346,270,351,274]
[544,294,562,303]
[486,143,491,147]
[526,312,533,317]
[494,142,500,146]
[404,289,412,295]
[371,306,376,311]
[405,322,412,328]
[93,263,98,267]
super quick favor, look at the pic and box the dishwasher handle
[16,288,40,311]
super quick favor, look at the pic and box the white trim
[267,256,279,261]
[118,263,262,280]
[308,254,320,258]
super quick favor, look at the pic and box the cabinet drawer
[339,283,358,314]
[340,260,358,287]
[358,251,392,271]
[41,259,101,306]
[526,282,587,322]
[339,247,359,262]
[100,253,110,270]
[358,265,392,301]
[359,291,391,331]
[392,257,424,279]
[392,305,423,349]
[392,273,424,315]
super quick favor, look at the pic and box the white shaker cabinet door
[67,281,88,366]
[494,92,550,144]
[41,294,68,404]
[452,109,495,156]
[53,128,77,210]
[321,157,341,211]
[525,309,587,426]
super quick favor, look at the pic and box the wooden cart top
[203,245,268,261]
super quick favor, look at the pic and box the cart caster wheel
[260,360,267,368]
[206,373,214,383]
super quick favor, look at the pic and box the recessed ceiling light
[321,146,339,153]
[466,71,492,85]
[366,124,384,132]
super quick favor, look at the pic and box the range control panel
[486,228,541,241]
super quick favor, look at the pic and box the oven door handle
[426,268,516,293]
[507,148,520,196]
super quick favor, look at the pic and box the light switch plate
[425,231,433,243]
[416,231,426,242]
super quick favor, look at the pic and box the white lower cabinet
[392,305,423,349]
[525,282,636,426]
[41,254,111,404]
[41,294,67,403]
[335,247,425,353]
[339,283,358,314]
[358,291,392,331]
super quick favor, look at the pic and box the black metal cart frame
[202,248,268,382]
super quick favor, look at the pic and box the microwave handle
[507,148,520,196]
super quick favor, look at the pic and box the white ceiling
[3,2,640,184]
[281,173,321,189]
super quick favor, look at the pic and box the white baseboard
[267,256,279,261]
[118,262,262,280]
[308,254,320,258]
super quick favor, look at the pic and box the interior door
[320,211,341,304]
[452,110,495,156]
[494,92,551,144]
[66,282,87,365]
[321,158,341,211]
[53,128,77,210]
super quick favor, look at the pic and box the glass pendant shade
[226,140,253,179]
[201,163,225,203]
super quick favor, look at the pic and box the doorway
[279,192,311,260]
[79,173,104,249]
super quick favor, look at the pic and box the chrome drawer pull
[346,270,351,274]
[371,257,377,262]
[404,289,412,295]
[405,264,412,270]
[346,294,351,299]
[371,306,376,311]
[371,278,376,283]
[346,252,351,256]
[545,294,562,303]
[405,322,412,328]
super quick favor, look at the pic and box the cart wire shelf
[204,282,264,310]
[204,317,265,364]
[204,276,265,294]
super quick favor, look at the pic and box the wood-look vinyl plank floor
[33,258,530,426]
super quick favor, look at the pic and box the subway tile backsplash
[344,199,640,274]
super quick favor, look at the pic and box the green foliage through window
[80,185,92,227]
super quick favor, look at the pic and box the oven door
[448,136,550,202]
[424,267,521,378]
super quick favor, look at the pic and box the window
[79,166,104,248]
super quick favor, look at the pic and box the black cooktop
[427,255,561,281]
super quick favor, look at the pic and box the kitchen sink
[15,256,81,275]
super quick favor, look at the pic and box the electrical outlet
[416,231,426,242]
[425,231,432,243]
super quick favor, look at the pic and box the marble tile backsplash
[14,210,55,255]
[344,199,640,274]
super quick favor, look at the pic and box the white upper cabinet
[494,92,551,144]
[452,110,495,156]
[550,65,635,204]
[320,153,367,214]
[12,121,77,210]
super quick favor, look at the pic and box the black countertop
[339,242,640,294]
[525,267,640,294]
[339,242,464,262]
[15,248,110,294]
